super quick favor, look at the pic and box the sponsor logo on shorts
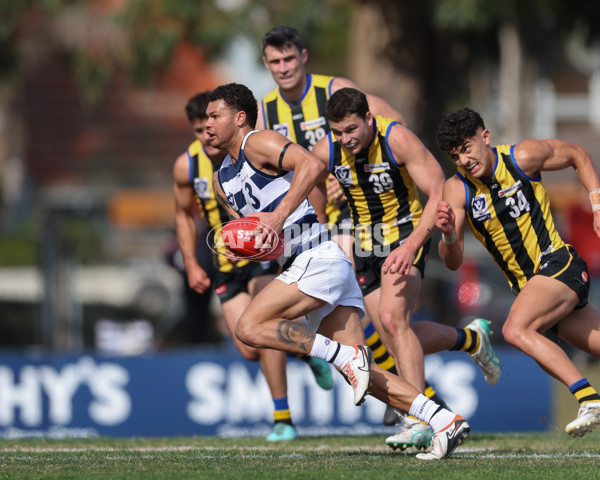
[358,276,365,284]
[215,284,227,295]
[582,272,589,283]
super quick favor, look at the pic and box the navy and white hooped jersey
[217,130,328,265]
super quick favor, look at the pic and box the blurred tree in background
[0,0,353,105]
[353,0,600,150]
[2,0,600,140]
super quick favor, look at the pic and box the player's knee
[379,310,408,336]
[501,321,520,348]
[235,314,258,347]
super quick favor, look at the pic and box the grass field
[0,432,599,479]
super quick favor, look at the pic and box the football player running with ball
[206,82,470,460]
[173,92,332,442]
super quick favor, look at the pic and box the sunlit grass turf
[0,432,598,479]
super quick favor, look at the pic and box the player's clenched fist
[436,201,456,236]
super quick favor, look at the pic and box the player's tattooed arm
[276,321,314,353]
[214,186,231,213]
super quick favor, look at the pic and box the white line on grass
[0,445,598,460]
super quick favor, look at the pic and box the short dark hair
[208,83,258,129]
[437,108,486,153]
[325,88,369,123]
[261,25,305,53]
[185,92,210,122]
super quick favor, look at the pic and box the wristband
[442,231,457,245]
[591,188,600,212]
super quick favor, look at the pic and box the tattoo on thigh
[277,321,314,353]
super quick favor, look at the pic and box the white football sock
[309,334,357,369]
[409,393,457,433]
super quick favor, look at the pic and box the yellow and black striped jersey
[261,73,346,225]
[187,140,249,273]
[458,144,565,293]
[328,116,423,251]
[260,73,333,152]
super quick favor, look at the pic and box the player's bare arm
[212,171,241,220]
[331,77,407,126]
[310,136,333,223]
[436,176,467,271]
[308,172,328,224]
[515,138,600,238]
[173,152,211,294]
[211,171,246,261]
[382,124,445,275]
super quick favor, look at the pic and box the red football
[220,217,285,261]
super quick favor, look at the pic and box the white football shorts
[276,240,365,331]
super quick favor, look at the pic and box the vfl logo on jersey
[193,178,211,200]
[471,195,491,222]
[364,163,390,173]
[227,192,237,211]
[498,180,523,198]
[300,117,326,131]
[273,123,290,138]
[334,166,354,186]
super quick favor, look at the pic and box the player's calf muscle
[276,320,314,353]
